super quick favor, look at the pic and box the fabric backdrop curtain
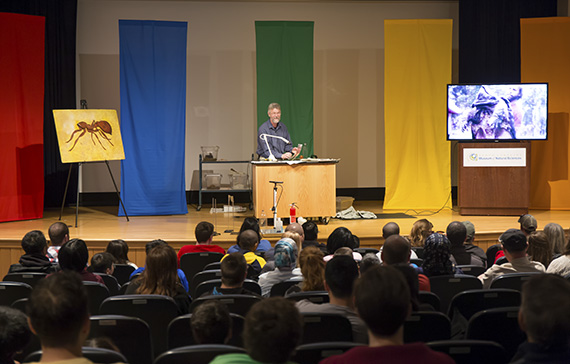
[255,21,314,157]
[119,20,188,216]
[383,19,452,210]
[0,13,45,222]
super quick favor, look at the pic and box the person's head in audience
[302,221,318,241]
[326,227,356,255]
[334,247,353,257]
[0,306,31,363]
[410,219,433,247]
[195,221,214,244]
[58,238,89,273]
[543,222,566,256]
[282,231,301,254]
[446,221,467,247]
[90,252,116,275]
[221,252,247,289]
[325,255,359,305]
[21,230,48,256]
[48,222,69,247]
[145,239,167,254]
[421,233,454,277]
[391,264,421,312]
[285,223,305,243]
[105,239,131,265]
[238,230,259,253]
[518,274,570,350]
[243,298,302,364]
[355,265,410,343]
[382,222,400,239]
[519,214,537,236]
[462,221,476,244]
[191,300,232,344]
[137,244,180,296]
[527,231,551,268]
[237,217,263,245]
[298,246,325,291]
[360,253,380,274]
[27,272,90,358]
[274,238,297,271]
[381,235,411,265]
[500,229,529,261]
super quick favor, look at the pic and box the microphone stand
[269,180,283,226]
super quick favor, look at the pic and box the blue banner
[119,20,188,216]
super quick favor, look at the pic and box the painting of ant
[53,109,125,163]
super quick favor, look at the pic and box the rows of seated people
[1,216,570,363]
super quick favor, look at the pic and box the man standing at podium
[257,102,300,160]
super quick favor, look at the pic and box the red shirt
[320,342,454,364]
[177,244,225,264]
[418,273,431,292]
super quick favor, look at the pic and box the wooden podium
[458,142,530,216]
[252,160,338,219]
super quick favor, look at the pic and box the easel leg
[59,164,74,220]
[105,160,129,222]
[75,162,81,228]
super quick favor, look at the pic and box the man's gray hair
[268,102,281,111]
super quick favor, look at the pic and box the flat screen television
[447,83,548,141]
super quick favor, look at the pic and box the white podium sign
[463,148,526,167]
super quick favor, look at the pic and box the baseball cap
[499,229,527,252]
[462,221,475,241]
[518,214,537,233]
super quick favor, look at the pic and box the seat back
[490,272,543,291]
[300,313,353,344]
[154,344,246,364]
[179,252,224,292]
[83,281,110,315]
[429,274,483,313]
[403,311,451,343]
[354,247,379,255]
[25,347,128,364]
[410,258,423,266]
[167,313,245,349]
[194,279,261,298]
[0,282,32,307]
[286,291,330,304]
[112,264,135,285]
[3,272,47,287]
[270,277,303,297]
[190,294,262,317]
[292,342,364,364]
[448,289,521,321]
[191,270,222,294]
[428,340,508,364]
[94,273,120,296]
[412,246,424,259]
[466,307,526,360]
[89,314,153,364]
[457,265,486,277]
[418,291,440,311]
[99,294,179,356]
[203,261,222,271]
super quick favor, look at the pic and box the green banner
[255,21,314,157]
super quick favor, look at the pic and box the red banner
[0,13,45,222]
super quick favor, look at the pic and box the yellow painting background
[53,109,125,163]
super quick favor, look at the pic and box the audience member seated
[547,236,570,277]
[0,306,31,364]
[222,230,266,280]
[376,222,418,263]
[90,252,116,276]
[478,229,545,289]
[295,255,368,344]
[201,252,260,296]
[302,221,326,253]
[58,239,104,284]
[461,221,488,264]
[325,227,362,262]
[391,264,424,312]
[519,214,537,236]
[130,240,189,292]
[543,222,566,259]
[106,239,138,269]
[191,300,232,345]
[210,297,302,364]
[263,223,304,262]
[126,244,191,314]
[26,272,114,364]
[47,222,69,263]
[8,230,58,274]
[285,246,325,295]
[259,238,301,297]
[360,253,380,274]
[527,231,552,269]
[177,221,224,264]
[382,235,430,292]
[320,265,454,364]
[409,219,433,247]
[421,233,462,277]
[510,274,570,364]
[447,221,485,267]
[227,217,271,255]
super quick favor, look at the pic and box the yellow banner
[384,19,452,210]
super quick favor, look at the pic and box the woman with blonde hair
[126,244,190,314]
[543,223,566,258]
[298,246,325,292]
[410,219,434,247]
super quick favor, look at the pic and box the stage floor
[2,201,569,274]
